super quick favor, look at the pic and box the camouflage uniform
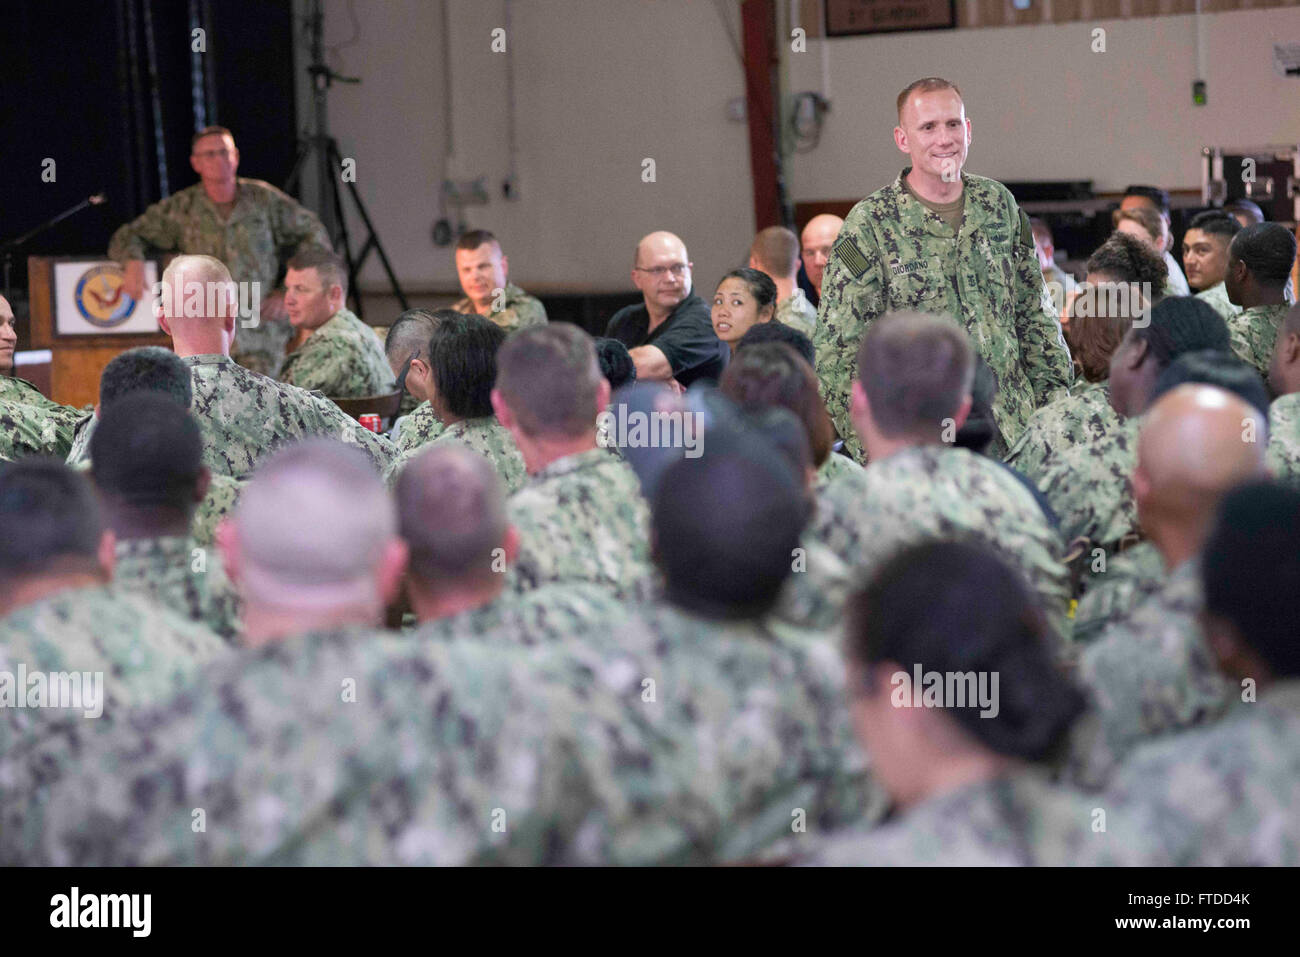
[182,353,394,478]
[1071,541,1164,645]
[1088,680,1300,866]
[809,444,1072,649]
[1195,281,1242,324]
[775,291,817,338]
[192,473,244,548]
[1267,391,1300,487]
[813,449,865,494]
[1036,418,1141,585]
[801,769,1103,865]
[1066,559,1231,789]
[1226,303,1287,379]
[112,535,242,643]
[1003,379,1122,485]
[391,400,446,457]
[452,282,548,332]
[507,447,654,600]
[530,600,886,863]
[278,307,396,398]
[384,416,525,494]
[0,629,682,866]
[813,168,1072,462]
[771,536,851,634]
[407,583,630,648]
[64,411,95,465]
[0,375,83,460]
[107,177,332,378]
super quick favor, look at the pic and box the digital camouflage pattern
[1227,303,1287,379]
[1088,681,1300,866]
[1267,391,1300,487]
[771,536,851,634]
[528,600,886,863]
[64,411,95,465]
[1071,541,1164,645]
[107,178,332,379]
[0,375,83,460]
[391,400,446,457]
[813,168,1072,462]
[0,628,676,865]
[1194,281,1242,324]
[1003,379,1123,485]
[384,416,525,494]
[112,535,242,643]
[809,445,1072,650]
[801,769,1104,865]
[1036,418,1141,588]
[1067,560,1231,790]
[452,282,548,332]
[182,354,395,479]
[775,291,817,338]
[192,473,244,548]
[813,449,865,494]
[407,583,632,649]
[278,307,395,398]
[507,447,654,600]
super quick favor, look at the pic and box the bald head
[225,440,400,618]
[395,443,507,591]
[0,294,15,376]
[800,215,843,294]
[157,254,238,356]
[632,231,692,313]
[1135,385,1268,546]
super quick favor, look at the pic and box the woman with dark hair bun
[710,268,777,352]
[802,539,1099,866]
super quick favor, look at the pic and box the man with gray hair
[383,308,449,454]
[157,254,394,478]
[809,311,1072,648]
[216,440,406,647]
[492,324,654,599]
[396,443,625,645]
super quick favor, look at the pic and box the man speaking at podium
[108,126,332,378]
[813,78,1072,463]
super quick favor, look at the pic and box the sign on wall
[53,260,160,336]
[826,0,957,36]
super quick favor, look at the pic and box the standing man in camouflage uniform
[279,249,395,397]
[814,77,1072,463]
[748,226,817,336]
[110,126,332,377]
[0,295,83,460]
[1224,222,1298,378]
[157,255,394,478]
[384,313,524,492]
[1266,304,1300,485]
[451,230,547,331]
[90,394,241,643]
[491,324,655,599]
[809,312,1072,649]
[1067,385,1267,789]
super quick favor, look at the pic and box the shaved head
[229,440,398,611]
[749,226,800,280]
[0,294,15,375]
[634,231,688,267]
[1135,385,1268,542]
[157,254,238,356]
[396,443,506,589]
[800,215,843,294]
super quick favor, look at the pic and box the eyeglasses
[193,148,233,160]
[395,352,417,394]
[634,263,689,279]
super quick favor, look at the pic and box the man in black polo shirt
[605,231,729,388]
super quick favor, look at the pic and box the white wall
[786,6,1300,199]
[296,0,754,296]
[296,2,1300,296]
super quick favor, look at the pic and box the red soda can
[359,413,381,433]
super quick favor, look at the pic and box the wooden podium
[28,256,171,408]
